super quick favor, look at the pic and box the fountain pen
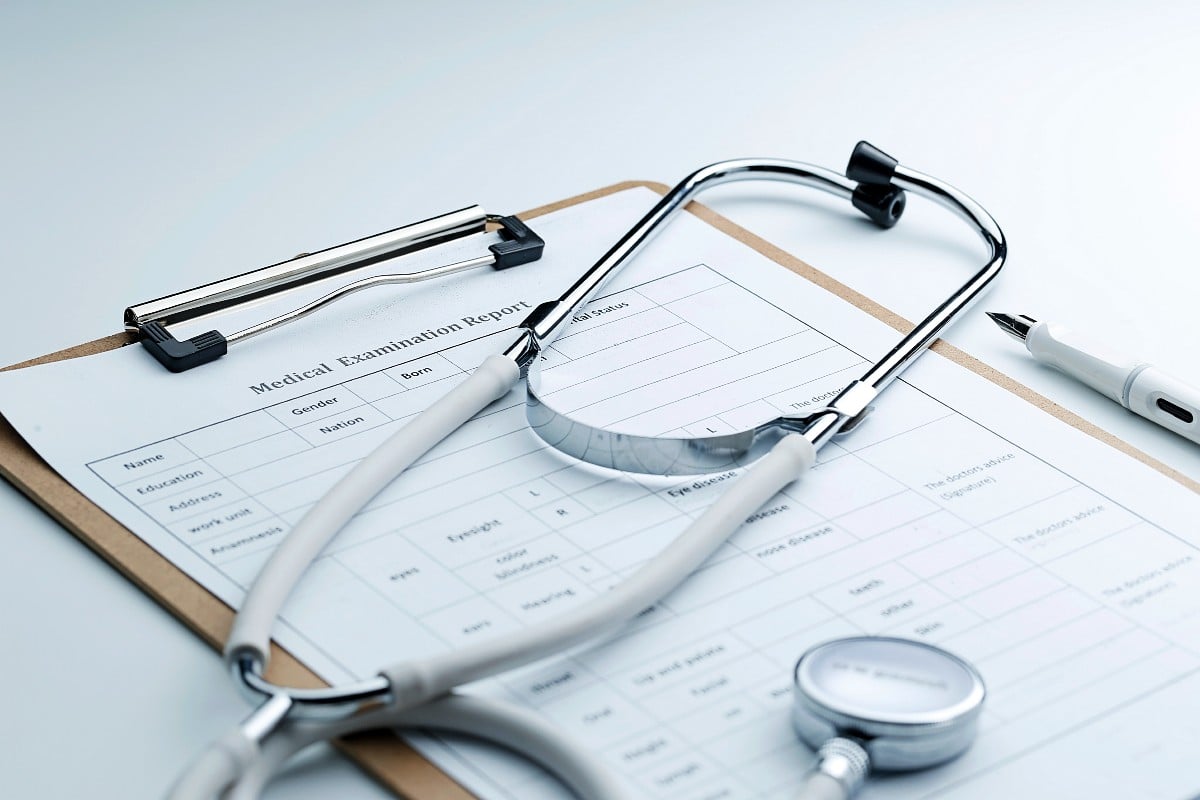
[987,312,1199,445]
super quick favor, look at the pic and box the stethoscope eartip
[847,141,900,185]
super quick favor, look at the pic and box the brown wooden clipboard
[2,181,1196,799]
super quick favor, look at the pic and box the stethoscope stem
[797,738,871,800]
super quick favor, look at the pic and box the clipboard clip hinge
[125,207,545,372]
[139,321,229,373]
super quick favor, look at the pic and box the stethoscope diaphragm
[792,636,985,797]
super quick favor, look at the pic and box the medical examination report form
[2,187,1199,798]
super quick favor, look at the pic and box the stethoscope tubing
[172,144,1006,799]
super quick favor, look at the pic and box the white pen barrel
[1126,366,1200,444]
[1026,321,1144,404]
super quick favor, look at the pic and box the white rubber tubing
[223,693,629,800]
[177,432,814,799]
[381,433,815,707]
[795,772,849,800]
[225,354,521,667]
[165,728,259,800]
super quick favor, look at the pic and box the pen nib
[986,312,1038,342]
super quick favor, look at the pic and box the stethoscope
[167,141,1006,799]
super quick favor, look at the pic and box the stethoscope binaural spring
[166,141,1006,800]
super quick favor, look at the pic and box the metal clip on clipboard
[124,207,545,372]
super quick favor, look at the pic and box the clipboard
[2,181,1196,799]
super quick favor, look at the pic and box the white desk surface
[2,2,1198,797]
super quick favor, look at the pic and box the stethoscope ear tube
[175,433,819,799]
[224,354,522,672]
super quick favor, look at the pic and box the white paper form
[2,187,1200,799]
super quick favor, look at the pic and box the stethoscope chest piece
[792,636,985,797]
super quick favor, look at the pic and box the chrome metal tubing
[517,151,1006,469]
[225,254,494,344]
[232,654,393,721]
[829,165,1006,443]
[125,205,489,329]
[503,159,855,366]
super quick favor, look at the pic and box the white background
[2,2,1198,797]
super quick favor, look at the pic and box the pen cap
[1125,366,1200,444]
[1026,322,1143,405]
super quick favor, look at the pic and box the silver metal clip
[124,207,545,372]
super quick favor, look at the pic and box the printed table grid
[87,263,1200,799]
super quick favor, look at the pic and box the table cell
[343,371,404,402]
[503,477,566,510]
[115,460,220,504]
[266,387,365,427]
[166,498,273,544]
[667,281,809,353]
[559,554,613,585]
[732,596,832,649]
[764,357,864,416]
[862,414,1076,526]
[457,533,583,589]
[550,306,687,361]
[978,609,1133,689]
[927,547,1029,598]
[942,587,1096,663]
[560,494,678,551]
[336,533,476,616]
[486,568,597,625]
[573,478,641,514]
[89,439,200,486]
[538,682,657,748]
[402,495,548,569]
[657,470,742,512]
[845,582,953,633]
[784,453,905,520]
[640,652,777,721]
[205,430,312,476]
[883,598,983,643]
[202,518,288,564]
[672,697,768,748]
[961,567,1064,618]
[701,708,794,771]
[735,741,810,795]
[661,553,774,614]
[608,633,751,699]
[529,496,593,528]
[385,352,461,390]
[556,288,658,339]
[729,500,824,551]
[1042,522,1200,637]
[603,729,690,775]
[635,264,726,305]
[419,595,522,648]
[985,484,1141,563]
[499,659,597,707]
[812,562,919,614]
[835,380,953,454]
[278,558,449,672]
[140,477,246,523]
[834,489,940,539]
[748,523,855,573]
[899,529,1004,579]
[637,752,728,797]
[293,405,391,446]
[176,411,288,458]
[989,627,1166,722]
